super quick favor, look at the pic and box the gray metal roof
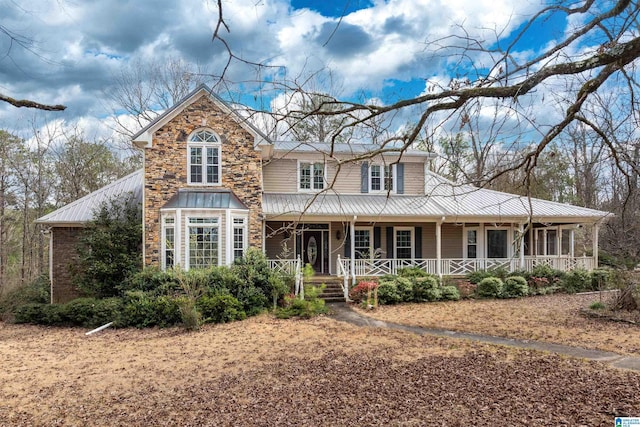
[273,140,434,158]
[36,170,143,225]
[263,193,448,219]
[162,189,248,210]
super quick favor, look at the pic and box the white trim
[185,215,221,270]
[161,214,176,270]
[485,226,511,259]
[297,160,326,192]
[393,226,414,259]
[231,215,248,262]
[463,225,482,259]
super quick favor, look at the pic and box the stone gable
[144,94,263,266]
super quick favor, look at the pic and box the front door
[302,230,323,273]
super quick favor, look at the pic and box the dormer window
[188,129,220,185]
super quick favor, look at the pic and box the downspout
[47,227,53,304]
[519,222,525,270]
[593,221,600,270]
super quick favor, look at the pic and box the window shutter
[361,163,369,193]
[396,163,404,194]
[415,226,422,258]
[373,227,381,253]
[386,227,394,258]
[344,225,351,257]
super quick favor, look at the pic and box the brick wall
[144,93,263,266]
[51,227,82,303]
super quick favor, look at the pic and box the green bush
[122,267,181,296]
[275,285,328,319]
[591,269,611,290]
[529,264,564,283]
[13,303,58,325]
[413,276,440,302]
[589,301,606,310]
[440,286,460,301]
[561,269,591,294]
[502,276,529,298]
[121,291,173,328]
[377,280,401,304]
[395,277,414,302]
[466,270,495,285]
[198,294,246,324]
[477,277,504,298]
[397,267,430,278]
[236,285,269,316]
[0,274,50,317]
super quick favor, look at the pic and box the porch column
[592,222,600,270]
[570,228,575,258]
[519,223,525,270]
[350,216,357,283]
[436,218,443,277]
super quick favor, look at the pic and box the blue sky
[0,0,580,141]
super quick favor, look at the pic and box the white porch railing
[336,256,596,279]
[268,258,303,297]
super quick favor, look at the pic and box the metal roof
[273,140,434,158]
[162,189,248,210]
[263,193,448,219]
[36,170,143,225]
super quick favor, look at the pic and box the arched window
[188,129,220,185]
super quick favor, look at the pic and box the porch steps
[305,276,345,302]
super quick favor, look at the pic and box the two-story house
[37,85,610,303]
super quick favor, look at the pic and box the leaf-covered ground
[1,309,639,426]
[358,292,640,355]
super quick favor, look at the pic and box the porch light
[336,229,342,240]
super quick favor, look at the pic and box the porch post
[570,228,575,258]
[350,216,357,284]
[436,218,443,277]
[519,223,525,270]
[592,222,600,270]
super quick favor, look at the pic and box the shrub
[14,297,124,328]
[591,269,611,291]
[561,269,591,294]
[529,264,564,283]
[236,286,269,316]
[477,277,504,298]
[13,303,59,325]
[275,285,328,319]
[0,274,50,317]
[75,194,142,298]
[395,277,414,302]
[502,276,529,298]
[198,294,246,324]
[349,280,378,303]
[122,267,181,296]
[397,267,430,278]
[453,280,477,299]
[121,291,165,328]
[589,301,606,310]
[466,270,495,285]
[377,280,401,305]
[413,276,440,302]
[441,286,460,301]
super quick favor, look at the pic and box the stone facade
[51,227,83,303]
[144,94,263,266]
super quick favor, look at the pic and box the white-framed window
[466,229,478,259]
[162,216,175,269]
[188,129,221,185]
[394,227,414,259]
[187,217,219,269]
[535,226,572,256]
[298,161,325,191]
[369,164,394,192]
[232,217,247,261]
[486,228,509,258]
[354,227,373,260]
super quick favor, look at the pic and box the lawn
[356,291,640,355]
[1,298,639,426]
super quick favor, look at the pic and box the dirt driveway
[1,303,639,426]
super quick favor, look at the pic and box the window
[546,229,558,256]
[187,217,219,269]
[466,229,477,259]
[232,218,246,261]
[354,228,372,259]
[163,217,175,268]
[188,129,220,185]
[395,228,413,259]
[486,229,508,258]
[561,229,572,256]
[370,164,394,192]
[299,162,325,190]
